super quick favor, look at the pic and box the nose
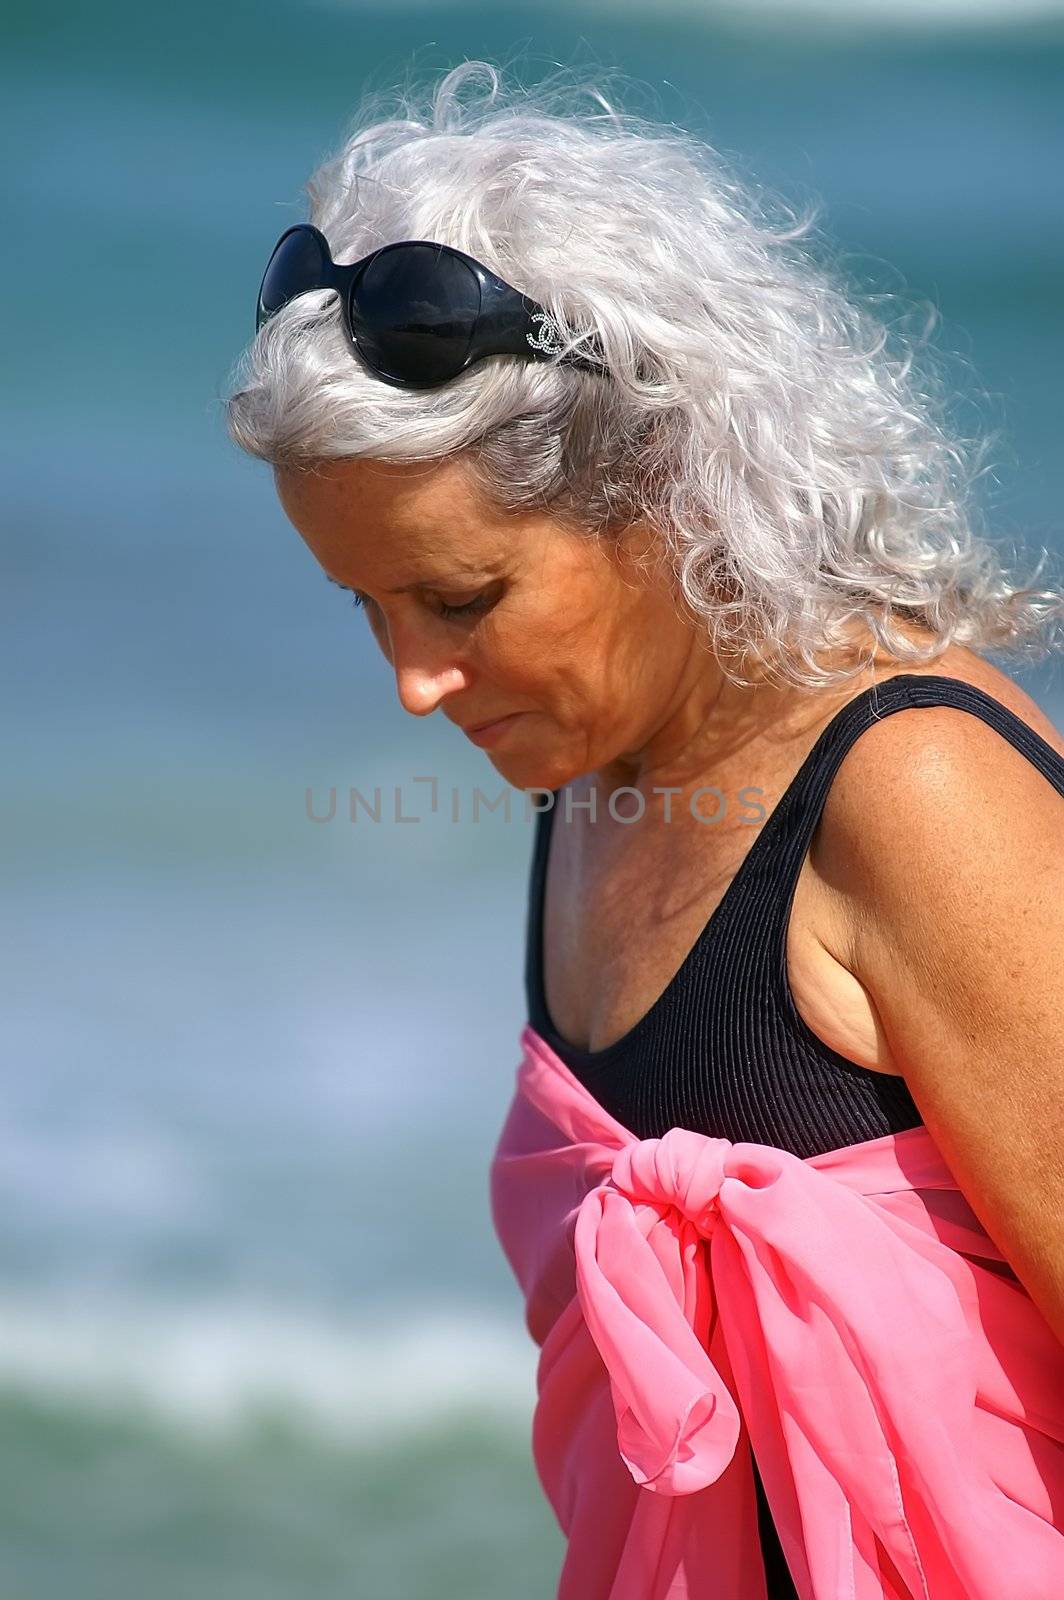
[385,618,470,717]
[395,660,469,716]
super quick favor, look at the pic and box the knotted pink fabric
[489,1023,1064,1599]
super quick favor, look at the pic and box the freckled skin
[272,453,941,800]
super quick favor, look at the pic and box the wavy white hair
[225,60,1063,689]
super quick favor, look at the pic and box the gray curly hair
[224,60,1063,690]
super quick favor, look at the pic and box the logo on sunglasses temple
[526,311,566,355]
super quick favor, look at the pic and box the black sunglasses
[255,223,608,391]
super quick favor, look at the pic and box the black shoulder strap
[771,670,1064,891]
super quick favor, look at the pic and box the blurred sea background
[2,1,1063,1596]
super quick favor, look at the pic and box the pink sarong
[489,1023,1064,1599]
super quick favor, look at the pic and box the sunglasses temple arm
[475,283,608,374]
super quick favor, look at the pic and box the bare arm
[820,706,1064,1345]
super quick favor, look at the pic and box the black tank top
[523,671,1064,1598]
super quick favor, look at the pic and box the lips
[463,712,525,747]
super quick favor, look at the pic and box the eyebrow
[324,572,485,597]
[326,573,405,597]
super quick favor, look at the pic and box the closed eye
[435,591,496,620]
[350,589,497,621]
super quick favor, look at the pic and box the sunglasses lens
[349,244,480,386]
[257,228,330,328]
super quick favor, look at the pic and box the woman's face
[273,454,703,790]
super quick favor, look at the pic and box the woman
[227,63,1064,1599]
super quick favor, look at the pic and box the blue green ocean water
[2,3,1063,1595]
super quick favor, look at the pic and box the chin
[478,746,553,793]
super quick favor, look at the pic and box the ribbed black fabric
[523,671,1064,1598]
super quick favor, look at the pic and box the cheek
[475,617,555,694]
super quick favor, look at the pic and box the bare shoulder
[813,661,1064,972]
[821,661,1064,829]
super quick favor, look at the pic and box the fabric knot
[572,1127,743,1496]
[609,1128,732,1236]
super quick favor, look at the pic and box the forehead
[273,455,503,580]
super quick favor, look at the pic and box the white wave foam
[0,1290,538,1444]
